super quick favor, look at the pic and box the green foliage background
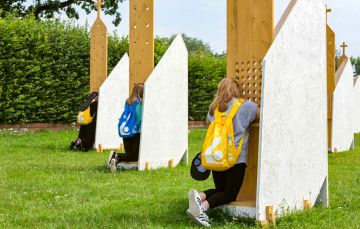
[0,15,225,123]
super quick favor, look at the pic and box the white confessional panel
[257,0,328,221]
[332,60,354,152]
[95,54,129,150]
[138,34,188,170]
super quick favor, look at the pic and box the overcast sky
[74,0,359,56]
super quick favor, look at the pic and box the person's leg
[205,163,246,209]
[127,133,140,161]
[201,170,225,201]
[117,134,141,162]
[188,170,226,216]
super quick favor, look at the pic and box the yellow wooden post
[265,205,276,225]
[326,8,335,149]
[129,0,154,94]
[168,159,174,169]
[304,200,311,210]
[227,0,274,203]
[339,42,348,67]
[90,0,108,92]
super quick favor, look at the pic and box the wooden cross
[341,42,348,56]
[95,0,105,18]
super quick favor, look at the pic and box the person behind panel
[107,83,144,171]
[187,78,260,227]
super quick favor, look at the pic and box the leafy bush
[0,15,225,123]
[0,15,90,123]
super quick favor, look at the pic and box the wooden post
[326,15,336,149]
[228,0,274,203]
[129,0,154,94]
[227,0,274,105]
[168,159,174,169]
[97,144,103,152]
[90,0,108,92]
[145,161,151,171]
[266,205,276,225]
[304,200,311,210]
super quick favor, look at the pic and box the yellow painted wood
[327,25,335,148]
[129,0,154,93]
[339,42,348,67]
[90,0,108,92]
[227,0,274,204]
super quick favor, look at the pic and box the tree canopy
[0,0,125,26]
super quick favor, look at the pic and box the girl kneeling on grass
[187,78,260,227]
[107,83,144,172]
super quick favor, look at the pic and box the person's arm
[206,112,214,125]
[135,103,142,123]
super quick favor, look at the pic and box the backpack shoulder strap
[227,98,245,120]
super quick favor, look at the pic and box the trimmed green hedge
[0,16,224,123]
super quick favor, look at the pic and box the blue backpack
[118,99,140,139]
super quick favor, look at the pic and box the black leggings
[203,163,246,209]
[117,133,141,162]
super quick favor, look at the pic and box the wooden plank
[145,161,151,170]
[227,0,274,105]
[90,18,108,92]
[226,199,256,207]
[227,0,274,203]
[304,200,311,210]
[266,205,276,224]
[168,159,174,169]
[327,25,335,148]
[237,125,259,201]
[129,0,154,93]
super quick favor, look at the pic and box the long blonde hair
[209,78,242,115]
[127,83,144,105]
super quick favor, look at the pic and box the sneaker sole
[107,151,116,168]
[186,209,210,227]
[188,189,202,217]
[110,159,117,173]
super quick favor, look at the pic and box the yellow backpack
[201,99,245,171]
[77,106,94,125]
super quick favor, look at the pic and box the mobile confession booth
[222,0,328,223]
[94,1,188,170]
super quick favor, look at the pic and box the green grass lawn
[0,129,359,228]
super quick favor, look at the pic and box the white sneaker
[107,151,117,168]
[188,189,203,217]
[186,209,211,227]
[110,158,117,172]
